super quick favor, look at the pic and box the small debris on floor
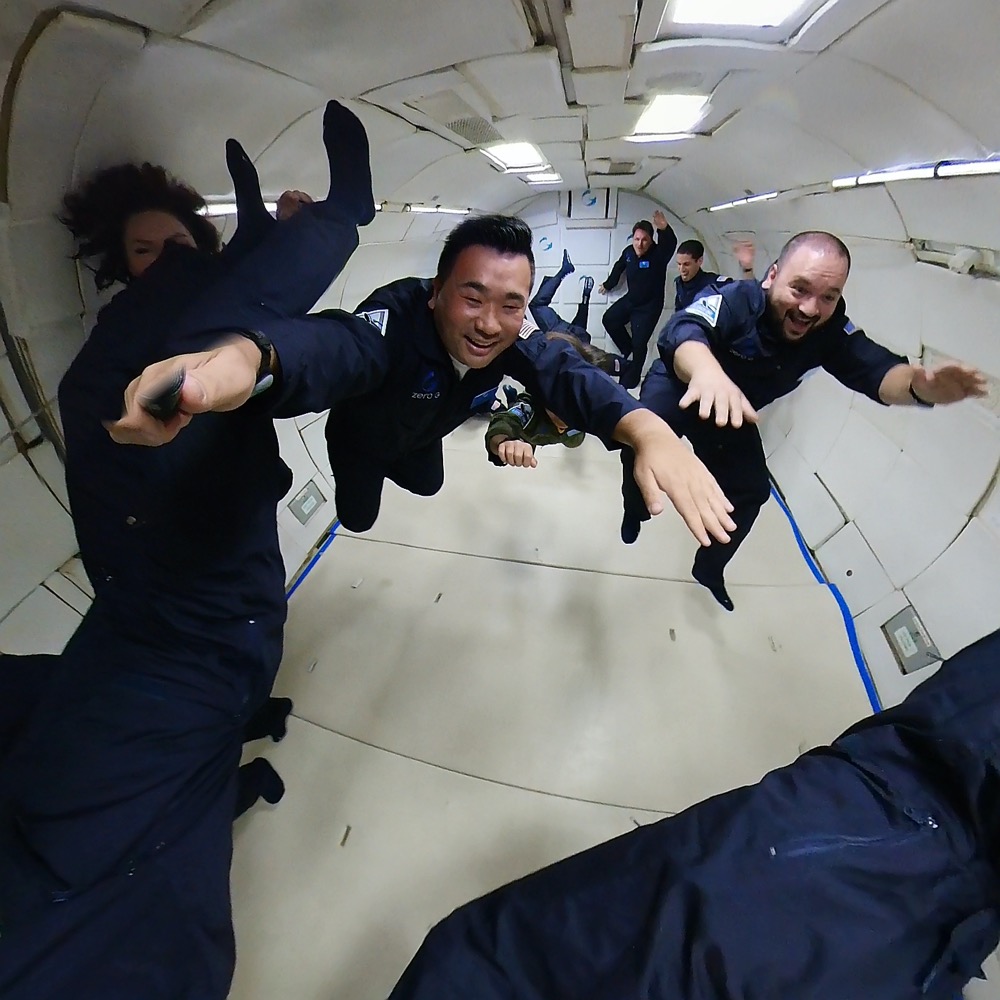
[434,593,442,603]
[340,825,352,847]
[669,628,676,641]
[307,660,317,673]
[351,577,364,589]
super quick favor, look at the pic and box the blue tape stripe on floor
[286,519,341,599]
[769,486,882,713]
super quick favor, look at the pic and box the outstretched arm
[674,341,758,428]
[612,409,735,546]
[878,361,989,406]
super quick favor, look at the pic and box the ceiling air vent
[403,90,505,146]
[590,159,639,175]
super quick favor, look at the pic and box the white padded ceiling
[184,0,533,97]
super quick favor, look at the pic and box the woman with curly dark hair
[60,161,223,289]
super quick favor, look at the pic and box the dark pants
[387,628,1000,1000]
[621,362,771,580]
[530,272,591,343]
[601,295,663,389]
[0,602,284,999]
[331,440,445,533]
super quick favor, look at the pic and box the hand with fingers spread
[614,409,735,546]
[909,362,989,404]
[105,336,262,446]
[673,340,758,428]
[733,239,757,277]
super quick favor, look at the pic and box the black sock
[320,99,376,225]
[243,696,293,743]
[692,564,735,611]
[621,513,641,544]
[560,249,575,275]
[224,138,277,250]
[234,758,286,819]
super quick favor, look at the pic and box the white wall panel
[815,522,894,615]
[783,370,852,471]
[838,256,924,358]
[8,221,83,327]
[891,179,1000,254]
[979,479,1000,544]
[904,519,1000,659]
[14,316,86,408]
[5,12,145,222]
[768,439,845,549]
[561,229,612,267]
[900,402,1000,517]
[0,456,78,619]
[565,10,635,69]
[0,584,82,653]
[848,393,916,450]
[854,454,966,587]
[758,396,794,458]
[853,590,940,711]
[815,409,901,519]
[572,70,628,107]
[912,267,1000,380]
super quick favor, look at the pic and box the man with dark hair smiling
[620,229,988,611]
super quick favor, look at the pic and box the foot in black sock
[692,565,735,611]
[621,513,641,544]
[224,139,277,248]
[560,248,575,275]
[321,99,377,226]
[581,274,594,296]
[247,757,285,804]
[243,696,293,743]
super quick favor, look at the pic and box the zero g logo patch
[356,308,389,336]
[412,368,442,400]
[685,293,722,328]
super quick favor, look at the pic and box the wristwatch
[908,382,934,407]
[233,328,275,396]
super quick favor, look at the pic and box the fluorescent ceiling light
[672,0,807,27]
[831,176,858,189]
[623,132,695,143]
[201,202,278,217]
[936,159,1000,177]
[527,171,562,184]
[633,95,707,136]
[708,199,742,212]
[481,142,546,171]
[408,205,470,215]
[708,190,777,212]
[744,191,778,204]
[857,166,935,185]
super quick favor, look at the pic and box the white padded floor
[229,419,873,1000]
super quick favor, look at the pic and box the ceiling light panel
[633,94,708,134]
[672,0,808,28]
[481,142,546,170]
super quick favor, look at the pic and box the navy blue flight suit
[602,225,677,389]
[318,277,642,533]
[0,101,377,1000]
[674,268,730,313]
[387,627,1000,1000]
[529,269,592,343]
[621,279,907,587]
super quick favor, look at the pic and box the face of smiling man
[429,244,534,368]
[762,242,848,343]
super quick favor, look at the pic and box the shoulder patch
[844,320,857,334]
[356,308,389,336]
[684,293,723,327]
[519,314,539,340]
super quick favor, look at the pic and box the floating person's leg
[242,696,293,744]
[601,294,633,358]
[218,139,277,264]
[234,758,285,819]
[569,274,595,333]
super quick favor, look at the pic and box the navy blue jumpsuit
[674,269,729,312]
[387,627,1000,1000]
[319,277,642,533]
[529,269,592,343]
[0,102,378,999]
[602,225,677,389]
[621,279,907,585]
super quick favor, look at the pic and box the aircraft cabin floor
[228,416,874,1000]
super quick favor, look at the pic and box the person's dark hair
[436,213,535,285]
[775,231,851,275]
[60,162,221,289]
[677,239,705,259]
[545,331,619,376]
[632,220,654,240]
